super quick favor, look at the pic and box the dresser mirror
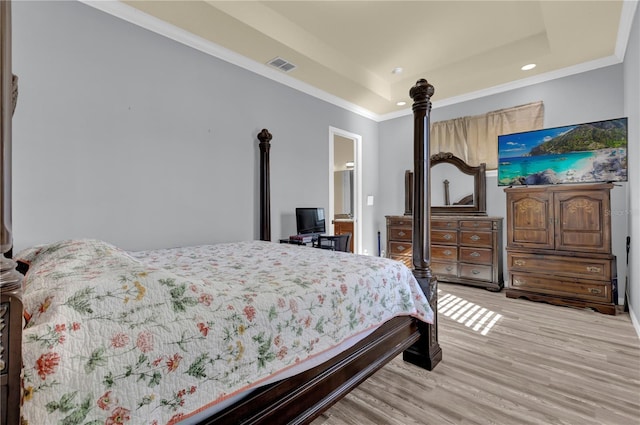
[404,152,487,216]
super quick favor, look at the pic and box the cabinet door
[554,190,611,253]
[334,221,354,252]
[507,191,554,249]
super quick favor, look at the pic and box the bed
[0,2,442,424]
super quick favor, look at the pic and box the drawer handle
[469,251,480,257]
[586,266,601,273]
[470,235,480,241]
[396,246,406,252]
[447,222,453,227]
[398,231,406,237]
[473,222,479,227]
[444,249,453,256]
[471,269,480,275]
[514,259,526,266]
[446,266,454,271]
[443,234,453,240]
[514,278,524,285]
[589,288,602,294]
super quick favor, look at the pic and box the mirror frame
[405,152,487,216]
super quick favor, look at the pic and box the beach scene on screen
[498,118,627,186]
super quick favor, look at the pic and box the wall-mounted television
[498,117,628,186]
[295,207,326,235]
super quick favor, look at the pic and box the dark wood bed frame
[0,2,440,423]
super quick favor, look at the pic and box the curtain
[432,101,544,169]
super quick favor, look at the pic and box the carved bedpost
[403,79,442,370]
[257,129,272,241]
[1,2,24,424]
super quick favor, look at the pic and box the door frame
[329,126,362,254]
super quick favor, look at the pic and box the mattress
[18,239,433,425]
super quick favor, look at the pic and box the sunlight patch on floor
[438,290,502,335]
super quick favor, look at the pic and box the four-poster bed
[0,2,440,424]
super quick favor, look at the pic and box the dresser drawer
[389,241,412,257]
[432,230,457,245]
[460,230,492,247]
[509,272,611,303]
[431,260,457,277]
[459,247,492,264]
[460,220,494,230]
[432,220,458,229]
[508,253,613,281]
[432,245,458,261]
[387,216,412,226]
[459,263,493,281]
[388,226,412,241]
[389,253,412,268]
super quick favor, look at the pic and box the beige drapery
[431,101,544,169]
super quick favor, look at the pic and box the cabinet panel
[507,193,553,249]
[432,245,458,261]
[460,220,493,230]
[460,231,492,247]
[432,220,457,229]
[388,227,411,241]
[432,230,458,245]
[509,272,611,303]
[508,252,612,281]
[389,241,412,257]
[459,264,493,282]
[431,260,457,278]
[555,190,611,253]
[460,247,492,264]
[390,255,412,269]
[333,220,354,253]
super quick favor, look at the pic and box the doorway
[329,127,362,254]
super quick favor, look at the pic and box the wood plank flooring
[313,282,640,425]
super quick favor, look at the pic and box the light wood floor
[313,282,640,425]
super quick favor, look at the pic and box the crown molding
[79,1,380,121]
[81,0,634,124]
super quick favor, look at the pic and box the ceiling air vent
[267,57,296,73]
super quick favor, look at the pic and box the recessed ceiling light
[521,63,536,71]
[396,101,407,106]
[392,67,403,75]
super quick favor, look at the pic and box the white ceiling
[87,1,636,120]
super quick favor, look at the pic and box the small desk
[279,234,350,252]
[278,238,309,246]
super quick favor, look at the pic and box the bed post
[257,129,272,241]
[1,1,24,424]
[403,78,442,370]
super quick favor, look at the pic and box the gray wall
[379,65,630,304]
[624,6,640,332]
[10,1,639,319]
[11,1,380,253]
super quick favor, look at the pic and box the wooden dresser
[386,215,504,291]
[504,183,617,314]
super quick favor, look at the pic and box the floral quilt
[18,239,433,425]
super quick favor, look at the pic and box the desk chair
[316,233,352,252]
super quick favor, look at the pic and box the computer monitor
[295,207,326,235]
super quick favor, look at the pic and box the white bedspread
[18,239,432,425]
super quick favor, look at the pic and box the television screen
[295,207,326,235]
[497,117,628,186]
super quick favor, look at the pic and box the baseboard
[629,302,640,339]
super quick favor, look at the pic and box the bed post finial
[257,129,272,241]
[403,78,442,370]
